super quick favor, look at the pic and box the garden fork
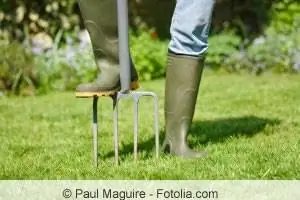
[76,0,160,167]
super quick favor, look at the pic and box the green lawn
[0,73,299,179]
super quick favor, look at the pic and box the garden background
[1,0,300,95]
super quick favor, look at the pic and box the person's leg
[75,0,139,97]
[163,0,215,158]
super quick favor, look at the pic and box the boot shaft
[77,0,138,84]
[75,0,139,95]
[77,0,118,61]
[164,53,204,122]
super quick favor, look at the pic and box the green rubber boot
[162,52,207,158]
[75,0,139,97]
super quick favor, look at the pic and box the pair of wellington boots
[76,0,207,158]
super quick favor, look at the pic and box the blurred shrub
[0,0,80,42]
[206,31,242,70]
[247,26,300,74]
[130,28,168,81]
[0,30,96,95]
[0,40,40,95]
[270,0,300,33]
[221,1,300,74]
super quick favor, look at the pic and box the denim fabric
[169,0,215,57]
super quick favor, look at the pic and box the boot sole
[75,81,139,98]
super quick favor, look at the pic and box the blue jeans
[169,0,215,57]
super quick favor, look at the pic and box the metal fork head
[111,91,160,165]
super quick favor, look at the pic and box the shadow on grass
[103,115,280,159]
[190,115,281,145]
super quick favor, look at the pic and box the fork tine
[88,91,159,166]
[113,95,119,165]
[153,95,160,158]
[92,96,98,167]
[133,97,139,161]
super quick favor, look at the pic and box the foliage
[206,31,242,70]
[0,0,80,42]
[247,26,300,74]
[0,30,96,95]
[0,41,40,95]
[221,1,300,74]
[270,0,300,33]
[130,28,168,81]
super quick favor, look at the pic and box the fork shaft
[117,0,131,92]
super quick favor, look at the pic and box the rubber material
[76,0,138,95]
[162,52,207,158]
